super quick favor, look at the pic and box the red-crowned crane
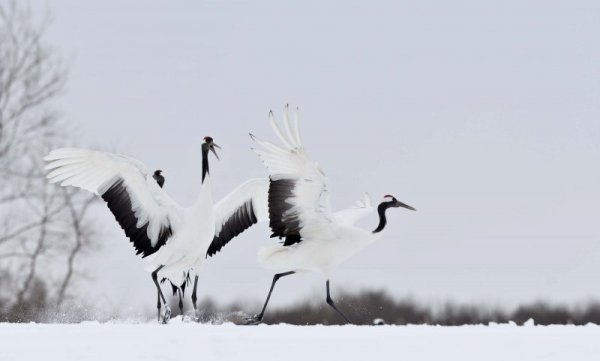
[246,106,416,324]
[45,137,268,323]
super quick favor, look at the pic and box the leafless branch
[56,190,97,305]
[0,0,100,320]
[15,187,48,304]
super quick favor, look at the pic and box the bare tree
[0,1,97,321]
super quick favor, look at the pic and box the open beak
[210,143,221,160]
[395,200,416,211]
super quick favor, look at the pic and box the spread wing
[334,193,374,226]
[251,105,336,246]
[44,148,182,257]
[206,178,269,257]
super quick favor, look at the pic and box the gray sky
[37,0,600,313]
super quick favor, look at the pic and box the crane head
[203,136,221,160]
[382,195,416,211]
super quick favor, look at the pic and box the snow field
[2,318,600,361]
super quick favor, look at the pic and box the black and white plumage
[151,170,190,315]
[207,199,258,257]
[246,106,416,324]
[44,138,268,322]
[267,179,303,246]
[101,177,173,257]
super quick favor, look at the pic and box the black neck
[373,202,392,233]
[201,144,209,182]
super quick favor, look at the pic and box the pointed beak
[395,200,416,211]
[209,143,221,160]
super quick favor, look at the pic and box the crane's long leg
[191,275,199,312]
[177,288,184,315]
[151,266,171,323]
[156,290,161,321]
[245,271,295,325]
[326,280,351,323]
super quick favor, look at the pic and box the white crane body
[45,139,269,322]
[246,106,416,324]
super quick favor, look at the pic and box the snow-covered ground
[2,318,599,361]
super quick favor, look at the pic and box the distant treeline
[5,286,600,325]
[195,290,600,326]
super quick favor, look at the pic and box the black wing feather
[101,178,172,257]
[268,178,303,246]
[206,199,258,257]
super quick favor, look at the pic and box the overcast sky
[35,0,600,314]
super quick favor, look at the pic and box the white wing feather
[334,193,375,226]
[205,177,270,256]
[251,107,336,242]
[44,148,181,244]
[213,178,269,236]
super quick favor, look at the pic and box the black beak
[395,200,416,211]
[209,143,221,160]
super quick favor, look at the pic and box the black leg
[245,271,295,325]
[177,288,184,315]
[326,280,351,323]
[152,266,164,322]
[151,266,170,323]
[156,289,161,321]
[191,275,199,311]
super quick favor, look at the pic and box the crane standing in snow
[45,137,269,323]
[246,106,416,324]
[150,169,190,316]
